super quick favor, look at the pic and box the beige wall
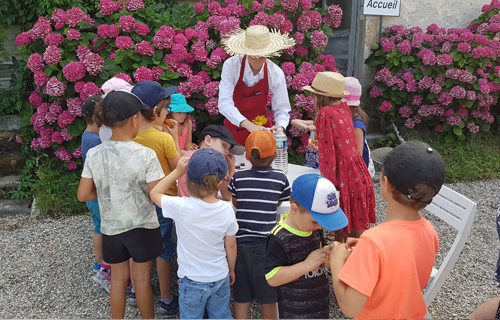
[357,0,490,88]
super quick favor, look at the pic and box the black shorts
[103,227,164,264]
[233,241,277,304]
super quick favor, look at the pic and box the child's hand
[165,119,179,139]
[175,156,189,175]
[225,153,236,174]
[310,140,318,152]
[307,125,316,132]
[303,248,327,272]
[229,270,235,285]
[330,241,351,266]
[189,143,199,150]
[345,237,359,250]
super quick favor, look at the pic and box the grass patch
[400,129,500,183]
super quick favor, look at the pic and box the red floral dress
[316,102,376,233]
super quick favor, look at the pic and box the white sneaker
[92,270,110,293]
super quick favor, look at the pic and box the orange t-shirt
[338,217,439,319]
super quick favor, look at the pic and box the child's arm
[219,153,235,201]
[267,248,326,287]
[290,119,315,131]
[184,119,193,151]
[354,127,364,156]
[77,177,97,202]
[224,234,237,285]
[330,241,368,318]
[151,157,189,207]
[164,119,182,154]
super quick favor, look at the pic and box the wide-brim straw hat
[303,72,350,98]
[221,25,296,58]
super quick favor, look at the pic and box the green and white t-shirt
[265,213,330,319]
[82,140,165,235]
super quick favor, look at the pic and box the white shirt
[218,56,291,128]
[161,196,238,282]
[82,140,165,235]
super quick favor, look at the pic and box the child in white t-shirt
[150,148,238,319]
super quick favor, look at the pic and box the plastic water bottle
[273,127,288,174]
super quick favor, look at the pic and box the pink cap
[101,77,133,94]
[341,77,362,106]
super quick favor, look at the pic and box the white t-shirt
[82,140,165,235]
[161,196,238,282]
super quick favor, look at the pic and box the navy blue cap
[132,81,177,108]
[102,91,149,125]
[187,148,228,185]
[291,174,348,231]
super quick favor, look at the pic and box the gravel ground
[0,178,499,319]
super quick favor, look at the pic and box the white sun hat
[221,25,296,58]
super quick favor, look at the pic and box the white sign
[363,0,401,16]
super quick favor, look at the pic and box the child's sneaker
[129,290,136,306]
[159,295,179,315]
[92,270,110,293]
[93,262,102,273]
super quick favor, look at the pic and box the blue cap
[131,81,177,108]
[170,94,194,112]
[187,148,228,185]
[291,174,348,231]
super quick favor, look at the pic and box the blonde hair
[313,93,342,115]
[140,97,171,122]
[381,170,437,210]
[186,174,221,198]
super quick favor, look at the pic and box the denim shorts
[179,274,232,319]
[233,241,277,304]
[86,199,101,234]
[156,204,175,260]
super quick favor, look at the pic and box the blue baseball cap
[187,148,228,185]
[291,174,348,231]
[131,81,177,108]
[170,94,194,112]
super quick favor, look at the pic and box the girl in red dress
[304,72,376,242]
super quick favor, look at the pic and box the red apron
[224,56,272,145]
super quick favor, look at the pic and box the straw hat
[303,72,350,98]
[221,25,296,58]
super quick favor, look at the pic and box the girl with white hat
[219,25,295,145]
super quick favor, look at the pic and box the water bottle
[273,127,288,174]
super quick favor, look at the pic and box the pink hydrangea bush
[16,0,342,169]
[366,6,500,143]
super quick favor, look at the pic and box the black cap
[372,140,446,201]
[198,125,244,154]
[102,91,150,125]
[82,95,102,118]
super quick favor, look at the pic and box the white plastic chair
[422,185,477,313]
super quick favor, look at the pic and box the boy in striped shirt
[228,130,290,319]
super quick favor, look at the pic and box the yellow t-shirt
[133,128,179,196]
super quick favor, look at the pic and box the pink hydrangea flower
[467,122,479,133]
[115,36,134,50]
[134,66,153,82]
[311,30,328,49]
[83,53,104,76]
[281,0,299,11]
[52,9,67,29]
[114,73,132,83]
[43,45,61,65]
[51,131,64,144]
[379,101,392,112]
[80,82,100,101]
[174,34,189,47]
[66,97,83,116]
[67,161,78,170]
[135,41,155,56]
[66,29,81,41]
[99,0,122,15]
[262,0,275,10]
[153,26,175,49]
[324,5,342,29]
[15,32,32,46]
[92,37,109,52]
[151,67,166,81]
[76,45,91,61]
[399,106,413,118]
[382,42,395,53]
[482,4,493,12]
[34,71,49,86]
[31,21,52,40]
[29,91,43,107]
[281,62,296,75]
[203,81,219,98]
[55,145,72,162]
[45,78,66,97]
[62,61,86,82]
[322,55,337,71]
[44,33,64,46]
[450,86,466,99]
[295,45,308,57]
[128,0,145,11]
[66,7,93,27]
[205,97,219,115]
[436,54,453,66]
[185,28,197,40]
[119,16,136,33]
[194,3,205,14]
[135,23,150,36]
[370,86,383,98]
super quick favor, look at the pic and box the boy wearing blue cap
[265,174,348,319]
[150,148,238,319]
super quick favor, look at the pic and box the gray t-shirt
[82,140,165,235]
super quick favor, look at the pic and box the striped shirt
[228,167,290,243]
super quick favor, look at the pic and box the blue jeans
[155,204,175,260]
[179,274,232,319]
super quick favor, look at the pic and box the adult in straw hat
[218,25,295,145]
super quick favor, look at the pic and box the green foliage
[0,57,34,116]
[31,155,87,216]
[377,132,399,148]
[401,128,500,183]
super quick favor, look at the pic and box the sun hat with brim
[221,25,296,58]
[291,173,348,231]
[169,94,194,113]
[303,72,350,98]
[341,76,362,106]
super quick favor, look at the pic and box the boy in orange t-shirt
[330,141,444,319]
